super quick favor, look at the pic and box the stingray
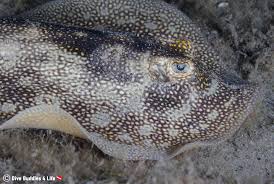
[0,0,262,160]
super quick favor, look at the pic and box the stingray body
[0,18,260,160]
[20,0,220,72]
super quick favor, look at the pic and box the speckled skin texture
[20,0,222,73]
[0,0,261,160]
[0,18,260,160]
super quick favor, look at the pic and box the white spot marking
[224,97,235,107]
[92,112,111,127]
[118,133,133,142]
[144,22,158,30]
[189,128,200,134]
[199,123,209,129]
[139,124,154,136]
[168,128,180,137]
[35,95,60,106]
[207,110,219,121]
[1,102,16,113]
[205,79,219,96]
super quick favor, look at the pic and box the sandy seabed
[0,0,273,183]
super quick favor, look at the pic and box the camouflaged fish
[0,0,261,160]
[19,0,220,73]
[0,18,260,160]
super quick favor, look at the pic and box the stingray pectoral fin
[0,105,88,139]
[89,133,169,160]
[0,105,168,160]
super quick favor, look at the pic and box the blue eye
[172,63,189,73]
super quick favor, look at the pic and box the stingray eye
[168,60,194,79]
[172,63,190,73]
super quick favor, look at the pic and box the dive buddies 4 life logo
[2,174,63,182]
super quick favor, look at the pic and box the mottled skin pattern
[0,19,260,160]
[20,0,220,73]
